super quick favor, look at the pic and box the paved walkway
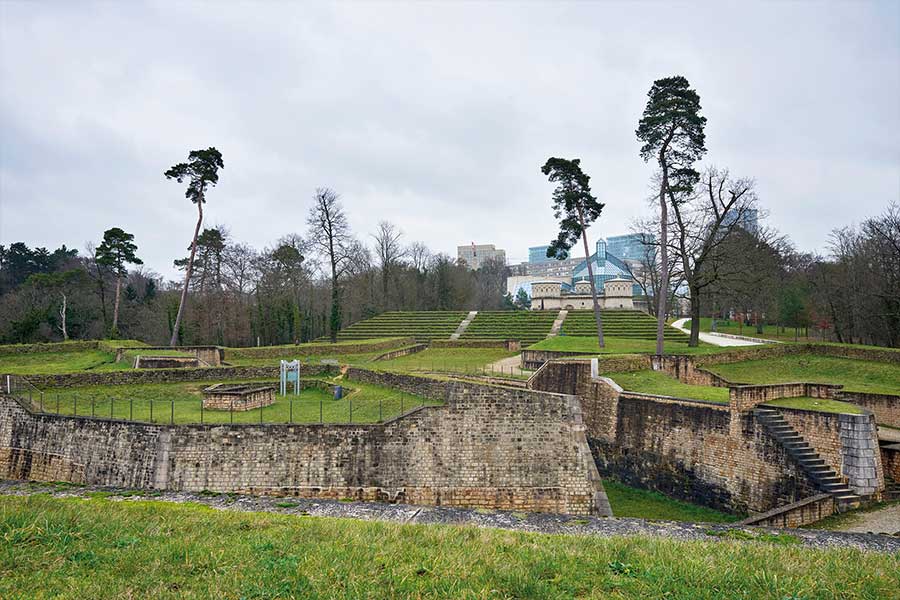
[671,318,764,347]
[1,481,897,553]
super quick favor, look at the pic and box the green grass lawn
[374,348,518,374]
[706,354,900,395]
[528,336,752,356]
[763,397,865,415]
[0,350,131,375]
[33,379,435,424]
[603,480,739,523]
[1,495,896,600]
[226,351,385,368]
[685,318,813,342]
[606,370,730,403]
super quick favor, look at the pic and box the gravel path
[2,481,898,553]
[671,318,765,347]
[832,502,900,536]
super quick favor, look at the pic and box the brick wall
[839,392,900,428]
[728,383,841,413]
[0,379,609,516]
[881,445,900,482]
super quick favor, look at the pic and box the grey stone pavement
[2,480,898,554]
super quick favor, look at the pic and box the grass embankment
[0,350,131,375]
[706,355,900,395]
[226,351,385,368]
[606,370,729,404]
[35,379,435,424]
[374,348,518,375]
[2,495,896,599]
[528,336,749,356]
[602,480,738,523]
[685,318,813,342]
[763,397,865,415]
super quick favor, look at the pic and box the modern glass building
[606,233,654,263]
[528,245,552,263]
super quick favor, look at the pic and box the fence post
[170,400,174,425]
[320,396,323,423]
[230,400,234,424]
[73,394,77,417]
[39,392,43,412]
[289,397,293,424]
[400,393,404,414]
[200,399,204,424]
[260,403,263,424]
[150,399,153,422]
[56,394,60,415]
[109,397,113,419]
[379,399,382,422]
[349,399,353,424]
[130,398,133,421]
[91,396,95,418]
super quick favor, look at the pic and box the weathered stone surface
[0,375,609,516]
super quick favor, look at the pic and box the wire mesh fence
[4,375,433,426]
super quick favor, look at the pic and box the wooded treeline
[0,215,510,346]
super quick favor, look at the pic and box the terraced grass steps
[330,311,468,343]
[560,310,690,341]
[460,311,559,346]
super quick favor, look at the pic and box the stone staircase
[754,407,861,511]
[450,311,478,340]
[547,309,569,338]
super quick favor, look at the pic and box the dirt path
[671,318,766,347]
[488,355,526,377]
[832,502,900,536]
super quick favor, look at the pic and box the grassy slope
[0,350,130,375]
[37,379,434,424]
[606,370,730,403]
[2,496,896,600]
[707,355,900,395]
[528,336,750,355]
[603,480,738,523]
[374,348,517,373]
[685,317,811,342]
[764,397,865,415]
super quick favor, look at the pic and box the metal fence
[4,375,432,426]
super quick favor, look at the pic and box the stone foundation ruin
[202,383,276,411]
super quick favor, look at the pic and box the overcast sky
[2,1,898,279]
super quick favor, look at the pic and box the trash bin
[333,385,343,400]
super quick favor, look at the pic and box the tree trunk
[112,275,122,336]
[689,288,701,346]
[59,293,68,341]
[577,205,604,348]
[170,199,204,346]
[656,177,669,356]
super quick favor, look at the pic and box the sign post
[280,360,301,396]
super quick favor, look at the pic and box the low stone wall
[651,355,731,387]
[117,346,224,367]
[0,446,86,483]
[881,444,900,482]
[9,364,338,389]
[521,349,582,370]
[225,338,415,360]
[344,369,447,402]
[737,494,836,529]
[840,392,900,428]
[0,377,609,516]
[432,339,521,351]
[372,344,427,362]
[728,382,841,413]
[202,384,276,412]
[777,406,884,496]
[527,357,651,394]
[134,356,201,369]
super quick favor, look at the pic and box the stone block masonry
[0,375,610,516]
[202,384,276,412]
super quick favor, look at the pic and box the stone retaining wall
[0,341,101,355]
[526,357,651,393]
[737,494,836,529]
[117,346,224,367]
[651,355,731,387]
[7,365,338,389]
[840,392,900,428]
[134,356,201,369]
[225,338,414,360]
[881,444,900,482]
[728,382,841,413]
[0,377,609,516]
[432,340,521,351]
[344,369,447,402]
[372,344,428,362]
